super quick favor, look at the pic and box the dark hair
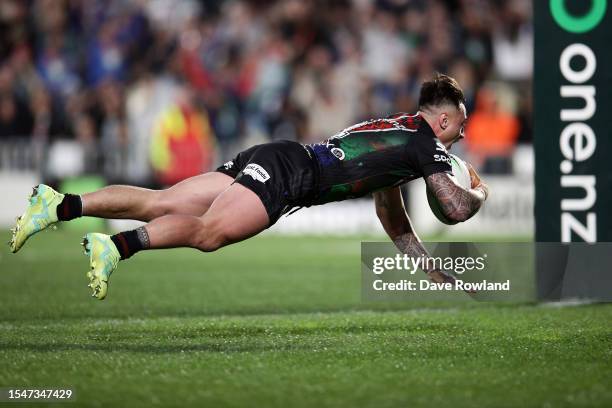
[418,73,465,110]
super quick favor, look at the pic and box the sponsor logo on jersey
[331,147,345,160]
[434,154,451,164]
[435,142,448,153]
[243,163,270,183]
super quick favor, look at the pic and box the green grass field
[0,229,610,407]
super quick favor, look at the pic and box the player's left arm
[413,129,489,223]
[373,187,455,284]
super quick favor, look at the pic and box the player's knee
[146,190,175,219]
[191,218,229,252]
[193,234,227,253]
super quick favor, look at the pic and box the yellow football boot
[9,184,64,253]
[81,233,120,300]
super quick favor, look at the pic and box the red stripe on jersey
[338,113,421,136]
[349,120,396,133]
[388,113,421,131]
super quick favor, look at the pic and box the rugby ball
[426,154,472,225]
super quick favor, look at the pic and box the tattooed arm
[373,187,455,284]
[425,166,489,223]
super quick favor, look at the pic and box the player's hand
[467,163,489,200]
[467,162,482,188]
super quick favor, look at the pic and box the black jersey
[307,113,452,205]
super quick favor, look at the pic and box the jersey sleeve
[413,134,452,177]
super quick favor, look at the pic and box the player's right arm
[425,164,489,223]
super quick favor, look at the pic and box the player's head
[418,73,467,150]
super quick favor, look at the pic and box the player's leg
[84,183,269,299]
[8,172,233,254]
[141,183,269,250]
[81,172,233,221]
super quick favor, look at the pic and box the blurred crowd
[0,0,532,186]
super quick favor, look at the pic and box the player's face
[438,103,467,150]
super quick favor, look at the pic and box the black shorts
[215,140,318,225]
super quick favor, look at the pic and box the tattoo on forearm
[426,173,485,222]
[393,232,457,284]
[392,233,436,274]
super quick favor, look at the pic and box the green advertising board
[535,0,611,242]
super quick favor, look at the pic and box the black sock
[111,226,150,260]
[57,194,82,221]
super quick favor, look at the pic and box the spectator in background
[125,68,180,185]
[465,85,520,173]
[492,0,532,82]
[0,65,33,138]
[98,80,128,181]
[29,86,68,140]
[362,7,411,117]
[86,17,127,87]
[458,0,494,78]
[449,58,477,111]
[33,0,81,100]
[149,87,216,186]
[0,91,33,138]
